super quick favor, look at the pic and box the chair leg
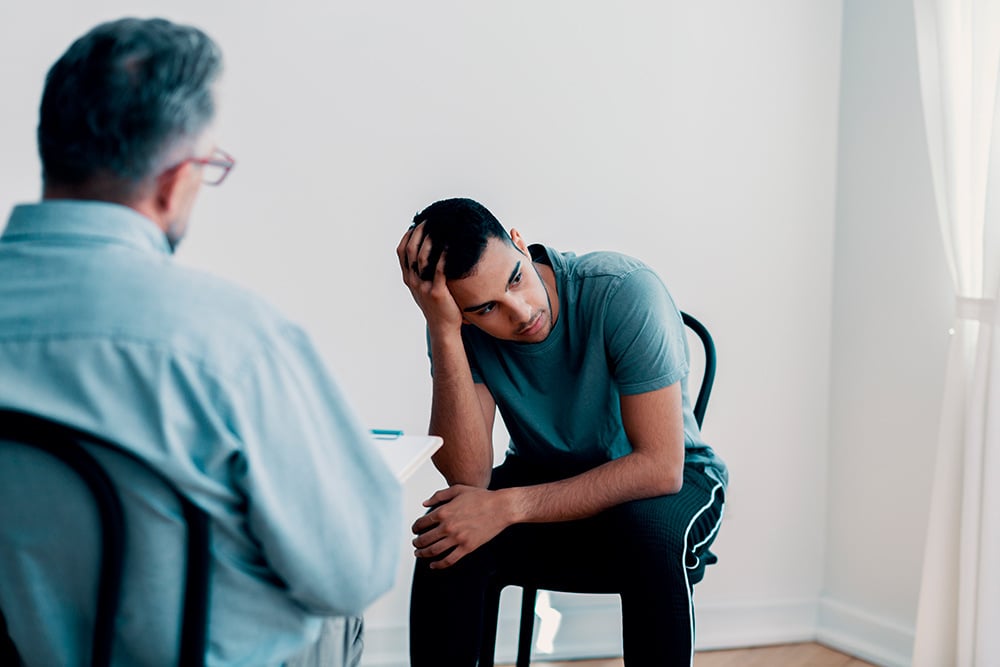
[1,610,22,666]
[479,583,503,667]
[516,587,537,667]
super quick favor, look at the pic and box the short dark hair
[38,17,223,194]
[413,198,514,280]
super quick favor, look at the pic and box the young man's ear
[509,228,530,255]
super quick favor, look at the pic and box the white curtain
[912,0,1000,665]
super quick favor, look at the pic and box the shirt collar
[2,200,173,255]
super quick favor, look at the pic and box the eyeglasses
[188,147,236,186]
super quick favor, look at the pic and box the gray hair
[38,17,223,195]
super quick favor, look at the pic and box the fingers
[411,513,435,535]
[397,221,447,284]
[430,249,448,288]
[416,233,434,279]
[397,224,423,279]
[422,486,459,508]
[410,522,466,566]
[408,484,485,570]
[395,228,414,274]
[412,523,444,549]
[405,224,425,274]
[413,532,466,568]
[429,547,466,569]
[411,498,447,534]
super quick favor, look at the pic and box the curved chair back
[681,311,717,428]
[0,409,211,667]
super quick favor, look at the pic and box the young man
[0,18,401,666]
[397,198,728,666]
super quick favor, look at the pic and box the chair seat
[496,571,622,596]
[494,546,717,597]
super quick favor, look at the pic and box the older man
[0,18,401,666]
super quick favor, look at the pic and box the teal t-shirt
[452,244,727,487]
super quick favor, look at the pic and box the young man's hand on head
[396,222,464,338]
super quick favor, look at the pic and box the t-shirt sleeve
[603,268,689,395]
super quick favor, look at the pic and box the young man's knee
[611,497,691,546]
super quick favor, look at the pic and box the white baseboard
[361,594,915,666]
[816,596,914,667]
[361,594,822,667]
[696,597,818,650]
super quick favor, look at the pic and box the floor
[500,642,879,667]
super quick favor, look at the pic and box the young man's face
[447,234,554,343]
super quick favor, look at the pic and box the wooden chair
[479,311,717,667]
[0,409,212,666]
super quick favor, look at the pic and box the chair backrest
[681,311,716,427]
[0,409,212,667]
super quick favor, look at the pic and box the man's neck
[534,260,560,325]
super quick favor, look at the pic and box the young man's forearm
[428,332,494,487]
[499,448,683,525]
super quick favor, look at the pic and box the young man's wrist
[428,324,464,349]
[496,486,532,524]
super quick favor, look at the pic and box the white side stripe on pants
[683,481,726,666]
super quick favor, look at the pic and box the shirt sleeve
[603,268,689,395]
[227,323,403,616]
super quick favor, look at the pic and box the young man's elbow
[441,463,492,489]
[663,474,683,495]
[652,465,684,496]
[641,454,683,496]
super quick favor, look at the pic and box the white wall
[820,1,954,665]
[0,2,845,664]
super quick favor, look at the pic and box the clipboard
[370,432,442,482]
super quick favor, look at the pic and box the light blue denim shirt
[0,201,402,666]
